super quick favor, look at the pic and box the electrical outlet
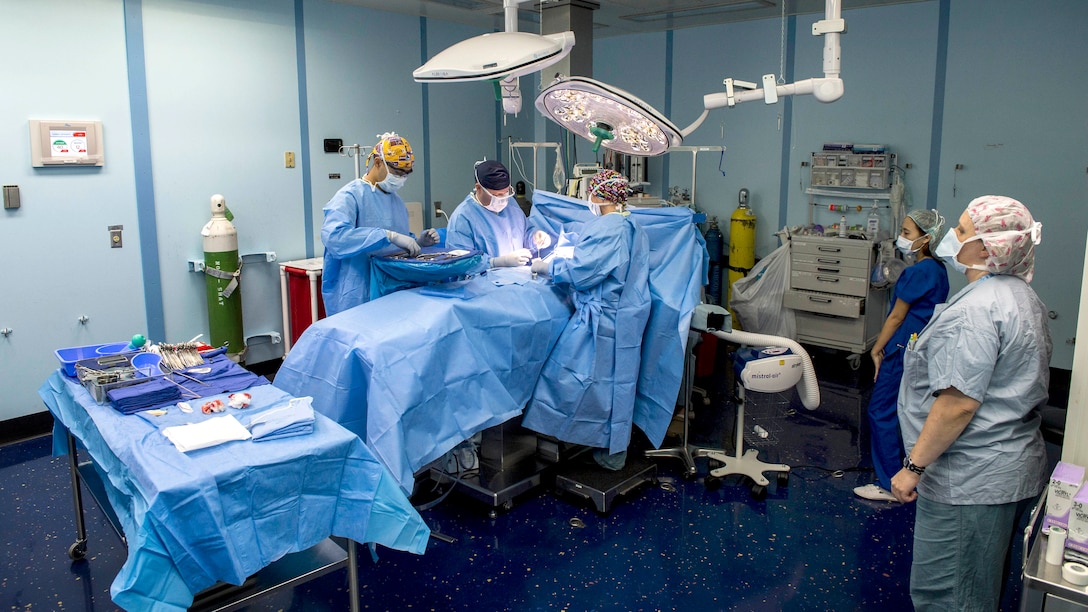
[284,152,296,168]
[434,201,442,217]
[109,225,123,248]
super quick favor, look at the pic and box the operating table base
[552,453,657,514]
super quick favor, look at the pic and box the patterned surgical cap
[369,132,414,171]
[966,195,1042,282]
[588,169,629,205]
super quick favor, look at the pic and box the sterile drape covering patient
[523,170,650,469]
[445,159,551,268]
[321,132,439,315]
[275,187,706,493]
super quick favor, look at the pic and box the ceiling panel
[330,0,928,38]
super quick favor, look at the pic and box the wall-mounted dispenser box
[3,185,19,209]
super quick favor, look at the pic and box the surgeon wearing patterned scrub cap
[320,132,440,315]
[891,195,1050,610]
[523,169,653,471]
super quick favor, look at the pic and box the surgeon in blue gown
[523,169,651,470]
[321,132,440,315]
[445,159,551,268]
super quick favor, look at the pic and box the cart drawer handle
[816,267,840,273]
[818,246,842,253]
[808,296,833,303]
[816,258,841,264]
[816,276,840,283]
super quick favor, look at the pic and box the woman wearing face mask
[523,170,651,471]
[321,132,439,315]
[854,209,950,503]
[890,196,1049,610]
[445,159,552,268]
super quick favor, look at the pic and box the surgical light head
[535,76,682,157]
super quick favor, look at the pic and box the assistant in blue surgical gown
[522,210,651,456]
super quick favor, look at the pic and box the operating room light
[535,76,683,156]
[413,0,575,115]
[535,0,847,157]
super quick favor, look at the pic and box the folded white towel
[162,414,252,452]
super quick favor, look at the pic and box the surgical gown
[522,211,651,455]
[445,193,535,257]
[321,179,411,315]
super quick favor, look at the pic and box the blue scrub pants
[911,495,1032,611]
[867,349,905,490]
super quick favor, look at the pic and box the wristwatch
[903,455,926,475]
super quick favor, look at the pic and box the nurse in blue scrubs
[853,209,949,502]
[523,170,651,470]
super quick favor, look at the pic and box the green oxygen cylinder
[202,194,244,359]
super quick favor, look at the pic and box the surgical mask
[474,190,511,213]
[378,169,407,193]
[934,228,986,275]
[587,199,602,217]
[483,194,510,213]
[896,235,923,255]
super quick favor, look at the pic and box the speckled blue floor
[1,351,1046,611]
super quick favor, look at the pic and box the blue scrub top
[885,257,949,356]
[898,274,1052,505]
[445,192,535,258]
[321,179,411,315]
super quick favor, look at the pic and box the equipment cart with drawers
[784,235,888,365]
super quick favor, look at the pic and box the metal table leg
[65,430,88,560]
[347,539,359,612]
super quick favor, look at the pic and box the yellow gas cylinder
[727,188,756,328]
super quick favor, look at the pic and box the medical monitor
[30,119,104,167]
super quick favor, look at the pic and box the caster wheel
[683,466,698,480]
[68,541,87,560]
[708,458,724,470]
[847,354,861,371]
[488,509,498,519]
[501,501,514,511]
[704,475,722,491]
[750,483,767,500]
[777,472,790,487]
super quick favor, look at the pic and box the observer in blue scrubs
[853,209,949,503]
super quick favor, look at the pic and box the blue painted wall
[0,0,494,421]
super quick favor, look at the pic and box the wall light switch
[284,152,296,168]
